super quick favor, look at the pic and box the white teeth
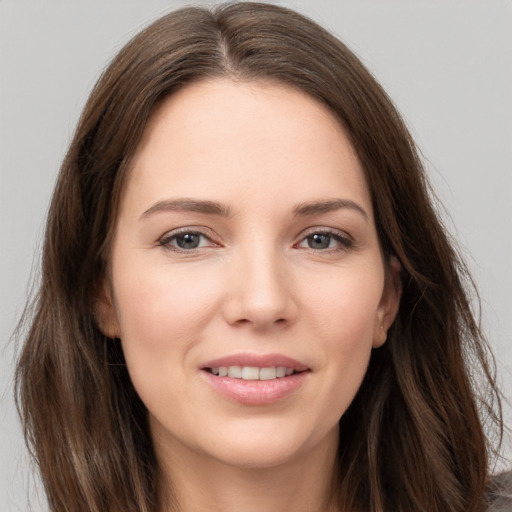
[211,365,296,380]
[228,366,242,378]
[276,366,286,378]
[242,366,259,380]
[259,367,276,380]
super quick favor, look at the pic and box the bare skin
[155,423,339,512]
[97,79,400,511]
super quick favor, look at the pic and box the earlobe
[94,281,121,339]
[373,256,402,348]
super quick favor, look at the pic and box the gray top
[487,472,512,511]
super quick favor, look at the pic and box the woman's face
[99,79,399,469]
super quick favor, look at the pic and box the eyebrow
[140,197,369,222]
[141,198,232,219]
[293,199,369,221]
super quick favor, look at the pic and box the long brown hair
[15,3,503,511]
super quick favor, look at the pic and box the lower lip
[200,370,309,405]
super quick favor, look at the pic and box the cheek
[111,262,226,440]
[114,260,219,338]
[111,260,222,383]
[303,267,384,414]
[306,266,383,345]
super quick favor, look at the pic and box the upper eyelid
[298,226,353,240]
[159,226,216,239]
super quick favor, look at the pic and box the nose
[222,245,298,330]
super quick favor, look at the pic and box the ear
[373,256,401,348]
[94,280,121,339]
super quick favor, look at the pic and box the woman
[14,2,509,511]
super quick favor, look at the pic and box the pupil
[309,234,330,249]
[177,233,200,249]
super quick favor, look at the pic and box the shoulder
[486,471,512,512]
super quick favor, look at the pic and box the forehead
[121,78,372,218]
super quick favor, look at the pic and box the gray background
[1,1,511,509]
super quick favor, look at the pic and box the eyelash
[295,228,354,252]
[157,227,354,253]
[158,228,217,253]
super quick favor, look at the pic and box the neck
[155,428,340,512]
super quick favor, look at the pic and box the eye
[158,229,217,252]
[173,232,204,249]
[305,233,334,250]
[297,230,353,251]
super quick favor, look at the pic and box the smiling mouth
[204,366,306,380]
[200,359,310,404]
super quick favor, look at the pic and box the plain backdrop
[1,1,511,509]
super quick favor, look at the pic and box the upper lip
[201,353,310,371]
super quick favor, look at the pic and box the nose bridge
[224,238,296,328]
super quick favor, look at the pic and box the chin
[200,418,337,471]
[210,438,307,470]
